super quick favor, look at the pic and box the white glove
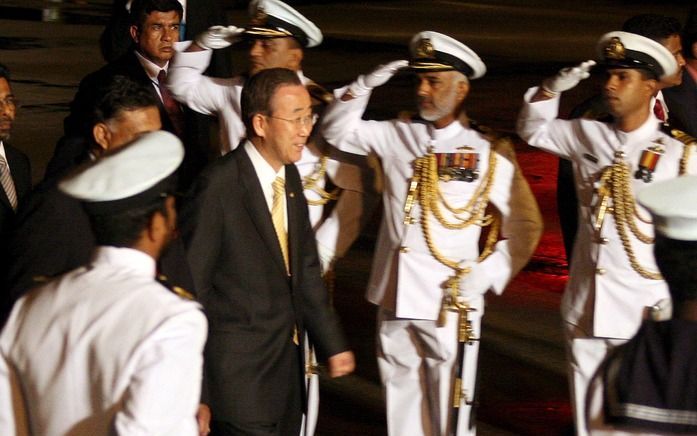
[542,60,596,94]
[316,242,336,275]
[458,261,492,299]
[195,25,244,50]
[348,60,409,97]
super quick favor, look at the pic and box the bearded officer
[0,131,207,435]
[517,31,697,436]
[321,31,543,435]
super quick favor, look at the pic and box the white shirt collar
[244,140,285,211]
[91,246,157,278]
[614,110,664,146]
[134,50,169,83]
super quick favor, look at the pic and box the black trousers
[210,347,303,436]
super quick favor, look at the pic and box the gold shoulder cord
[669,128,695,175]
[405,140,501,324]
[596,152,661,280]
[303,156,340,206]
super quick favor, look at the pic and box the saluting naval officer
[168,0,372,273]
[586,175,697,435]
[0,131,207,435]
[517,31,697,436]
[181,68,354,436]
[321,31,543,435]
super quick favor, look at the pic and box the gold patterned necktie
[0,154,17,210]
[271,176,289,274]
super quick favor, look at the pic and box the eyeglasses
[0,97,18,110]
[266,113,318,128]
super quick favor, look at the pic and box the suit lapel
[235,149,289,277]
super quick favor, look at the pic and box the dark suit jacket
[0,144,31,239]
[44,51,207,189]
[663,69,697,137]
[181,146,348,424]
[0,144,31,304]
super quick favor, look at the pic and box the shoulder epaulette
[663,125,697,145]
[663,126,697,175]
[469,120,519,164]
[305,81,334,106]
[156,274,195,300]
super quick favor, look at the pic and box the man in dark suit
[46,0,206,189]
[0,64,30,241]
[663,8,697,137]
[1,77,176,317]
[182,68,355,436]
[0,63,31,299]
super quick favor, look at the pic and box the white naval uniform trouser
[564,322,627,436]
[377,304,482,436]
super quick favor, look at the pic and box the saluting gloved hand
[457,261,492,300]
[348,60,409,97]
[542,60,596,95]
[195,25,244,50]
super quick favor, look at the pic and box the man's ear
[287,48,303,71]
[252,113,267,138]
[129,25,140,44]
[645,78,659,97]
[92,123,111,153]
[146,209,166,243]
[456,79,470,102]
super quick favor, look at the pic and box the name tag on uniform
[435,151,479,182]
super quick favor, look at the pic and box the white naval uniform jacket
[167,43,366,257]
[322,89,542,321]
[517,87,697,339]
[0,247,207,436]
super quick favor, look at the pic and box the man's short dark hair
[654,235,697,302]
[0,63,11,82]
[622,14,682,44]
[91,75,158,127]
[130,0,183,29]
[240,68,302,135]
[88,197,169,247]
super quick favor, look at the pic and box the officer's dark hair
[88,197,170,247]
[0,63,11,82]
[241,68,302,136]
[130,0,183,29]
[622,14,682,44]
[654,235,697,302]
[91,75,158,131]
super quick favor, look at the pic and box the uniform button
[598,237,609,245]
[596,267,606,275]
[399,246,410,253]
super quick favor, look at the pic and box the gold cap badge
[250,6,268,26]
[604,37,625,60]
[415,38,435,58]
